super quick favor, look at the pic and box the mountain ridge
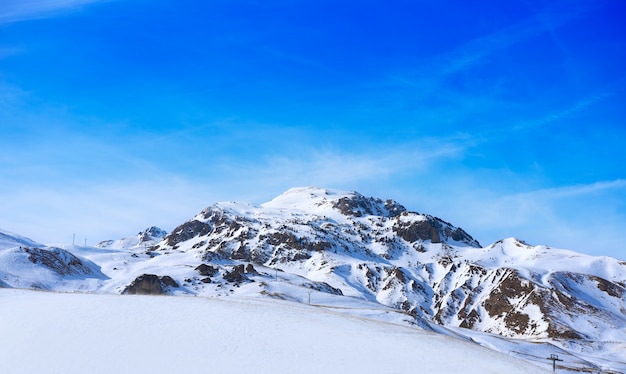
[1,186,624,372]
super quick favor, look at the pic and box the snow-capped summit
[261,186,352,211]
[261,186,407,218]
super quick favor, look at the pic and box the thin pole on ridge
[546,354,563,372]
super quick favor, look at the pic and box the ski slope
[0,289,549,374]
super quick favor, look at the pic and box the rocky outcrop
[24,247,100,277]
[332,195,406,217]
[138,227,167,244]
[223,265,254,284]
[195,264,218,276]
[122,274,179,295]
[166,220,212,247]
[393,218,441,243]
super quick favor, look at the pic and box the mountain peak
[262,187,407,218]
[262,186,351,209]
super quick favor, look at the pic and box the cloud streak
[214,138,467,195]
[430,178,626,257]
[442,6,585,75]
[512,78,626,131]
[515,179,626,200]
[0,0,108,24]
[1,174,214,245]
[390,2,588,92]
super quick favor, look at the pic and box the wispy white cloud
[512,85,621,131]
[390,3,588,91]
[208,138,468,199]
[0,119,471,244]
[514,179,626,200]
[442,7,585,75]
[0,175,215,245]
[381,1,596,136]
[0,46,22,60]
[420,177,626,257]
[472,179,626,231]
[0,81,28,112]
[0,0,109,24]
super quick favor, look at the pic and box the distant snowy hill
[1,187,625,372]
[96,226,167,250]
[0,229,107,290]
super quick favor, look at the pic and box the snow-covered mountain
[1,187,625,372]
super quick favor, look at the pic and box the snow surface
[0,228,41,248]
[0,289,549,374]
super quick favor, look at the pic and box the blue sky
[1,0,625,258]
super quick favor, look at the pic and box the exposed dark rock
[191,241,206,250]
[384,199,407,217]
[308,240,332,251]
[96,239,114,248]
[483,270,534,316]
[24,247,96,277]
[202,250,224,262]
[364,266,379,292]
[231,244,249,260]
[591,275,624,298]
[393,219,441,243]
[265,232,304,250]
[223,265,250,284]
[245,264,258,274]
[481,269,540,335]
[139,226,167,243]
[446,227,480,247]
[195,264,218,277]
[160,275,179,289]
[305,282,344,296]
[333,195,406,217]
[122,274,179,295]
[382,267,408,291]
[166,220,213,247]
[459,309,481,329]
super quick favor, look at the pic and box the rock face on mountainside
[144,187,625,342]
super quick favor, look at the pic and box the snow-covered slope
[0,228,41,248]
[0,288,548,374]
[1,187,625,372]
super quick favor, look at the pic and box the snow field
[0,289,549,374]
